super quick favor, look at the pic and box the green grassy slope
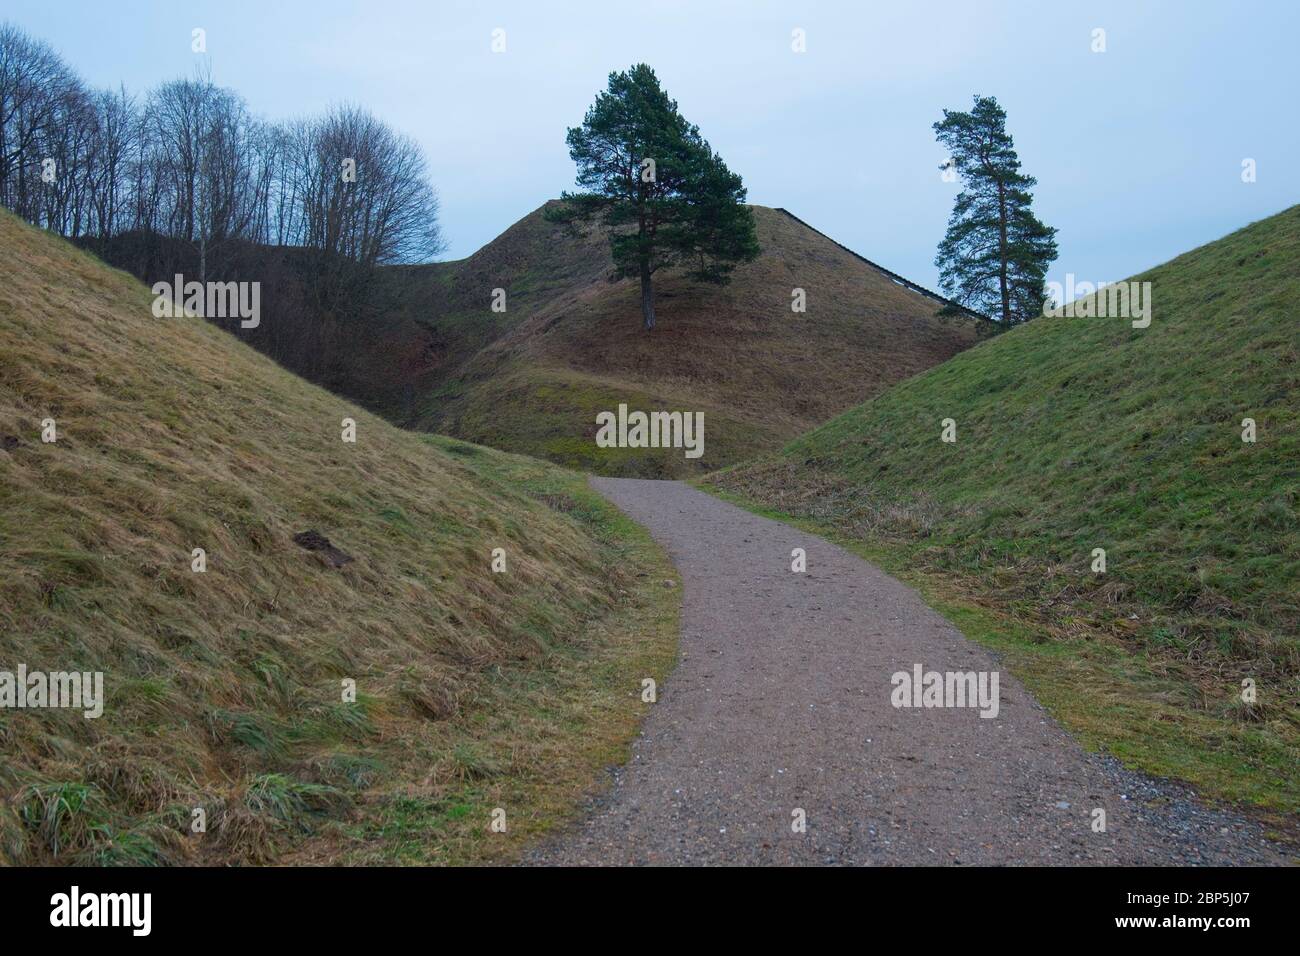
[0,209,678,865]
[708,205,1300,811]
[394,204,992,476]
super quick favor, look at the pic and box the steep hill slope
[707,205,1300,811]
[393,203,992,476]
[0,209,677,865]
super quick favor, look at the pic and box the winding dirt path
[526,479,1290,866]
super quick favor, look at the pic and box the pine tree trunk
[996,182,1011,323]
[640,260,655,330]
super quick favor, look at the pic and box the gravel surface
[524,478,1294,866]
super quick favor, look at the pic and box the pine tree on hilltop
[933,95,1058,325]
[548,64,759,331]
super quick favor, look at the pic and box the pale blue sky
[8,0,1297,290]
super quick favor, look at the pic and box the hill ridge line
[772,207,991,322]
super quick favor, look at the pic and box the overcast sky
[8,0,1297,290]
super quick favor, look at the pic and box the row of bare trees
[0,22,445,269]
[0,22,448,419]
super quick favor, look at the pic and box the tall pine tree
[933,95,1057,325]
[548,65,758,330]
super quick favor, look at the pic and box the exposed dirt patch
[292,530,355,568]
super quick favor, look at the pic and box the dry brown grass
[399,204,992,475]
[0,209,678,865]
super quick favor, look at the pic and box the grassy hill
[707,205,1300,812]
[0,208,678,865]
[393,203,992,476]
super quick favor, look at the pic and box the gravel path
[525,478,1293,866]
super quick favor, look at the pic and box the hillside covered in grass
[0,209,677,865]
[708,205,1299,810]
[393,203,991,476]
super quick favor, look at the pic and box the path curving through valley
[525,478,1290,866]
